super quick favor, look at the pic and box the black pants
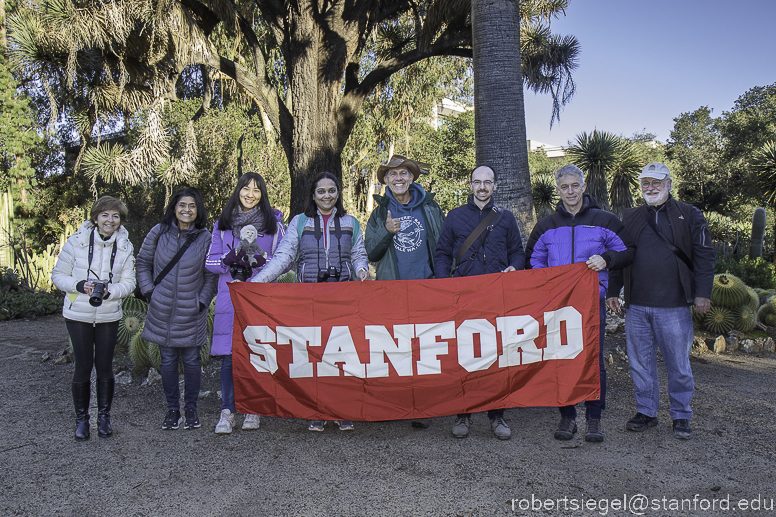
[66,319,118,383]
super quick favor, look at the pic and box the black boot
[72,382,90,441]
[97,378,115,438]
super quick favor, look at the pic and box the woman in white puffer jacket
[52,196,136,441]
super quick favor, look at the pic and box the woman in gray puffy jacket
[136,187,217,431]
[252,172,369,432]
[52,196,136,441]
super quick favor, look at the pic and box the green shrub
[716,256,775,290]
[0,290,62,321]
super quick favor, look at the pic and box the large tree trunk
[285,5,346,218]
[471,0,535,243]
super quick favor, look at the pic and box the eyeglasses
[640,179,665,189]
[471,180,494,187]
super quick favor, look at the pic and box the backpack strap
[296,214,308,239]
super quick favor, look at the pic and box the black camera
[89,281,108,307]
[229,264,252,282]
[317,266,341,283]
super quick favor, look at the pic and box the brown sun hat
[376,155,431,184]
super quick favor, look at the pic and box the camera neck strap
[88,228,118,284]
[314,214,343,271]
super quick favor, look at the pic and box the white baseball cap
[638,163,671,180]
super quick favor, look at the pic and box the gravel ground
[1,315,775,516]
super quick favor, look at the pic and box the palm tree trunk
[471,0,535,243]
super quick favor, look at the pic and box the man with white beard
[607,163,714,440]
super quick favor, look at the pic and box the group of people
[51,155,713,445]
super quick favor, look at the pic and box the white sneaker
[215,409,235,434]
[242,413,261,430]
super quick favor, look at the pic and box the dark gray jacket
[136,223,218,348]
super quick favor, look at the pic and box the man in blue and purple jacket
[525,164,635,443]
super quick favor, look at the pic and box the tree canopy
[8,0,579,216]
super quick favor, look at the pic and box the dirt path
[0,315,774,516]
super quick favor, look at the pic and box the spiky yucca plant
[609,142,640,220]
[531,173,558,219]
[566,130,622,211]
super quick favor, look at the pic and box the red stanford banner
[229,262,600,421]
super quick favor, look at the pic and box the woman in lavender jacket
[206,172,285,434]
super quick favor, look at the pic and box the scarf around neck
[230,206,266,238]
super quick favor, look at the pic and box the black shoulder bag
[136,231,198,301]
[644,211,693,272]
[453,207,502,275]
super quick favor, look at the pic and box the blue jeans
[625,305,694,420]
[220,355,236,413]
[160,346,201,411]
[559,298,606,420]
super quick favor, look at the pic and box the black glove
[76,280,87,293]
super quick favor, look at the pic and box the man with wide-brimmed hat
[365,155,444,283]
[365,155,445,429]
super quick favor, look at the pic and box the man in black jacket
[607,163,714,440]
[434,165,525,440]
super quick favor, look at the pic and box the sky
[524,0,776,148]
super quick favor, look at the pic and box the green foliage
[0,289,62,321]
[715,256,776,290]
[528,148,564,176]
[666,107,727,212]
[0,53,41,200]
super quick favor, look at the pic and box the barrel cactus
[734,305,758,333]
[117,309,146,353]
[758,298,776,327]
[711,274,749,308]
[704,306,736,335]
[129,327,151,371]
[147,341,162,371]
[122,296,149,313]
[277,270,297,283]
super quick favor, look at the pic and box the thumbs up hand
[385,210,401,234]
